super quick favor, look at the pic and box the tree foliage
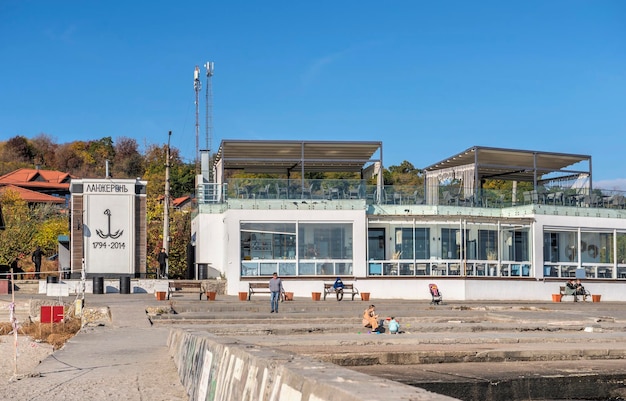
[0,189,67,266]
[0,134,196,277]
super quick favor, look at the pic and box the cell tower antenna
[193,65,202,175]
[204,61,214,182]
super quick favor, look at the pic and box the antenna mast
[163,131,171,278]
[204,61,214,182]
[193,66,202,175]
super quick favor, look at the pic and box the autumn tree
[31,134,59,169]
[2,136,34,164]
[112,137,144,179]
[55,142,87,175]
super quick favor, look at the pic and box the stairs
[10,280,41,295]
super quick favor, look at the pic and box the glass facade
[241,222,353,277]
[239,220,626,280]
[367,221,532,277]
[543,229,625,278]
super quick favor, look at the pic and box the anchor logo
[96,209,124,239]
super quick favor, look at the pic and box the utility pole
[193,66,202,175]
[163,131,171,278]
[204,61,214,182]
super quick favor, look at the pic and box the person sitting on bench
[333,277,345,301]
[575,279,589,301]
[564,279,579,301]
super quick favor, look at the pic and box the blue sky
[1,1,625,188]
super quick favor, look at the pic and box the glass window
[441,227,460,259]
[543,230,577,263]
[617,232,626,264]
[415,228,430,259]
[240,222,353,277]
[299,262,315,275]
[581,231,612,263]
[299,223,353,260]
[502,227,530,262]
[478,229,498,260]
[279,262,297,276]
[241,223,296,261]
[368,228,385,260]
[394,228,430,260]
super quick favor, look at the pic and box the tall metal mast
[204,62,214,182]
[193,66,202,175]
[163,131,171,278]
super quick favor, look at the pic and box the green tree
[0,190,37,265]
[167,209,192,278]
[142,143,195,277]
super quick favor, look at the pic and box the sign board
[83,182,135,274]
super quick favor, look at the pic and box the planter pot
[155,291,166,301]
[361,292,371,301]
[206,291,217,301]
[311,292,321,301]
[238,292,248,301]
[284,292,294,301]
[592,294,601,303]
[551,294,562,303]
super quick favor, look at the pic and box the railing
[367,260,531,277]
[241,259,353,277]
[196,179,626,210]
[543,263,626,279]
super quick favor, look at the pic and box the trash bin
[47,276,58,284]
[198,264,208,280]
[119,275,131,294]
[93,276,104,294]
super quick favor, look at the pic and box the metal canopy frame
[213,140,384,186]
[423,146,592,203]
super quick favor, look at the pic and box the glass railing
[196,180,626,210]
[367,259,531,277]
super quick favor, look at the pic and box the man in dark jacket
[32,246,44,279]
[157,248,168,279]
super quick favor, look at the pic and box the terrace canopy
[422,146,592,204]
[212,140,384,186]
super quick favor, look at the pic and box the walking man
[31,246,44,280]
[157,248,168,279]
[269,272,284,313]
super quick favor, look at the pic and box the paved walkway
[0,294,187,401]
[1,292,625,400]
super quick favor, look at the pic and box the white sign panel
[83,183,135,274]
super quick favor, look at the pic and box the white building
[192,141,626,301]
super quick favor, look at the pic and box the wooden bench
[167,280,204,300]
[248,282,271,300]
[323,282,359,301]
[559,285,591,302]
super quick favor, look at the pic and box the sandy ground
[0,335,54,382]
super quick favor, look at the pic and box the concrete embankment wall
[167,328,458,401]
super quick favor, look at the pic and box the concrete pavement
[1,290,625,400]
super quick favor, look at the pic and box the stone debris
[81,306,111,327]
